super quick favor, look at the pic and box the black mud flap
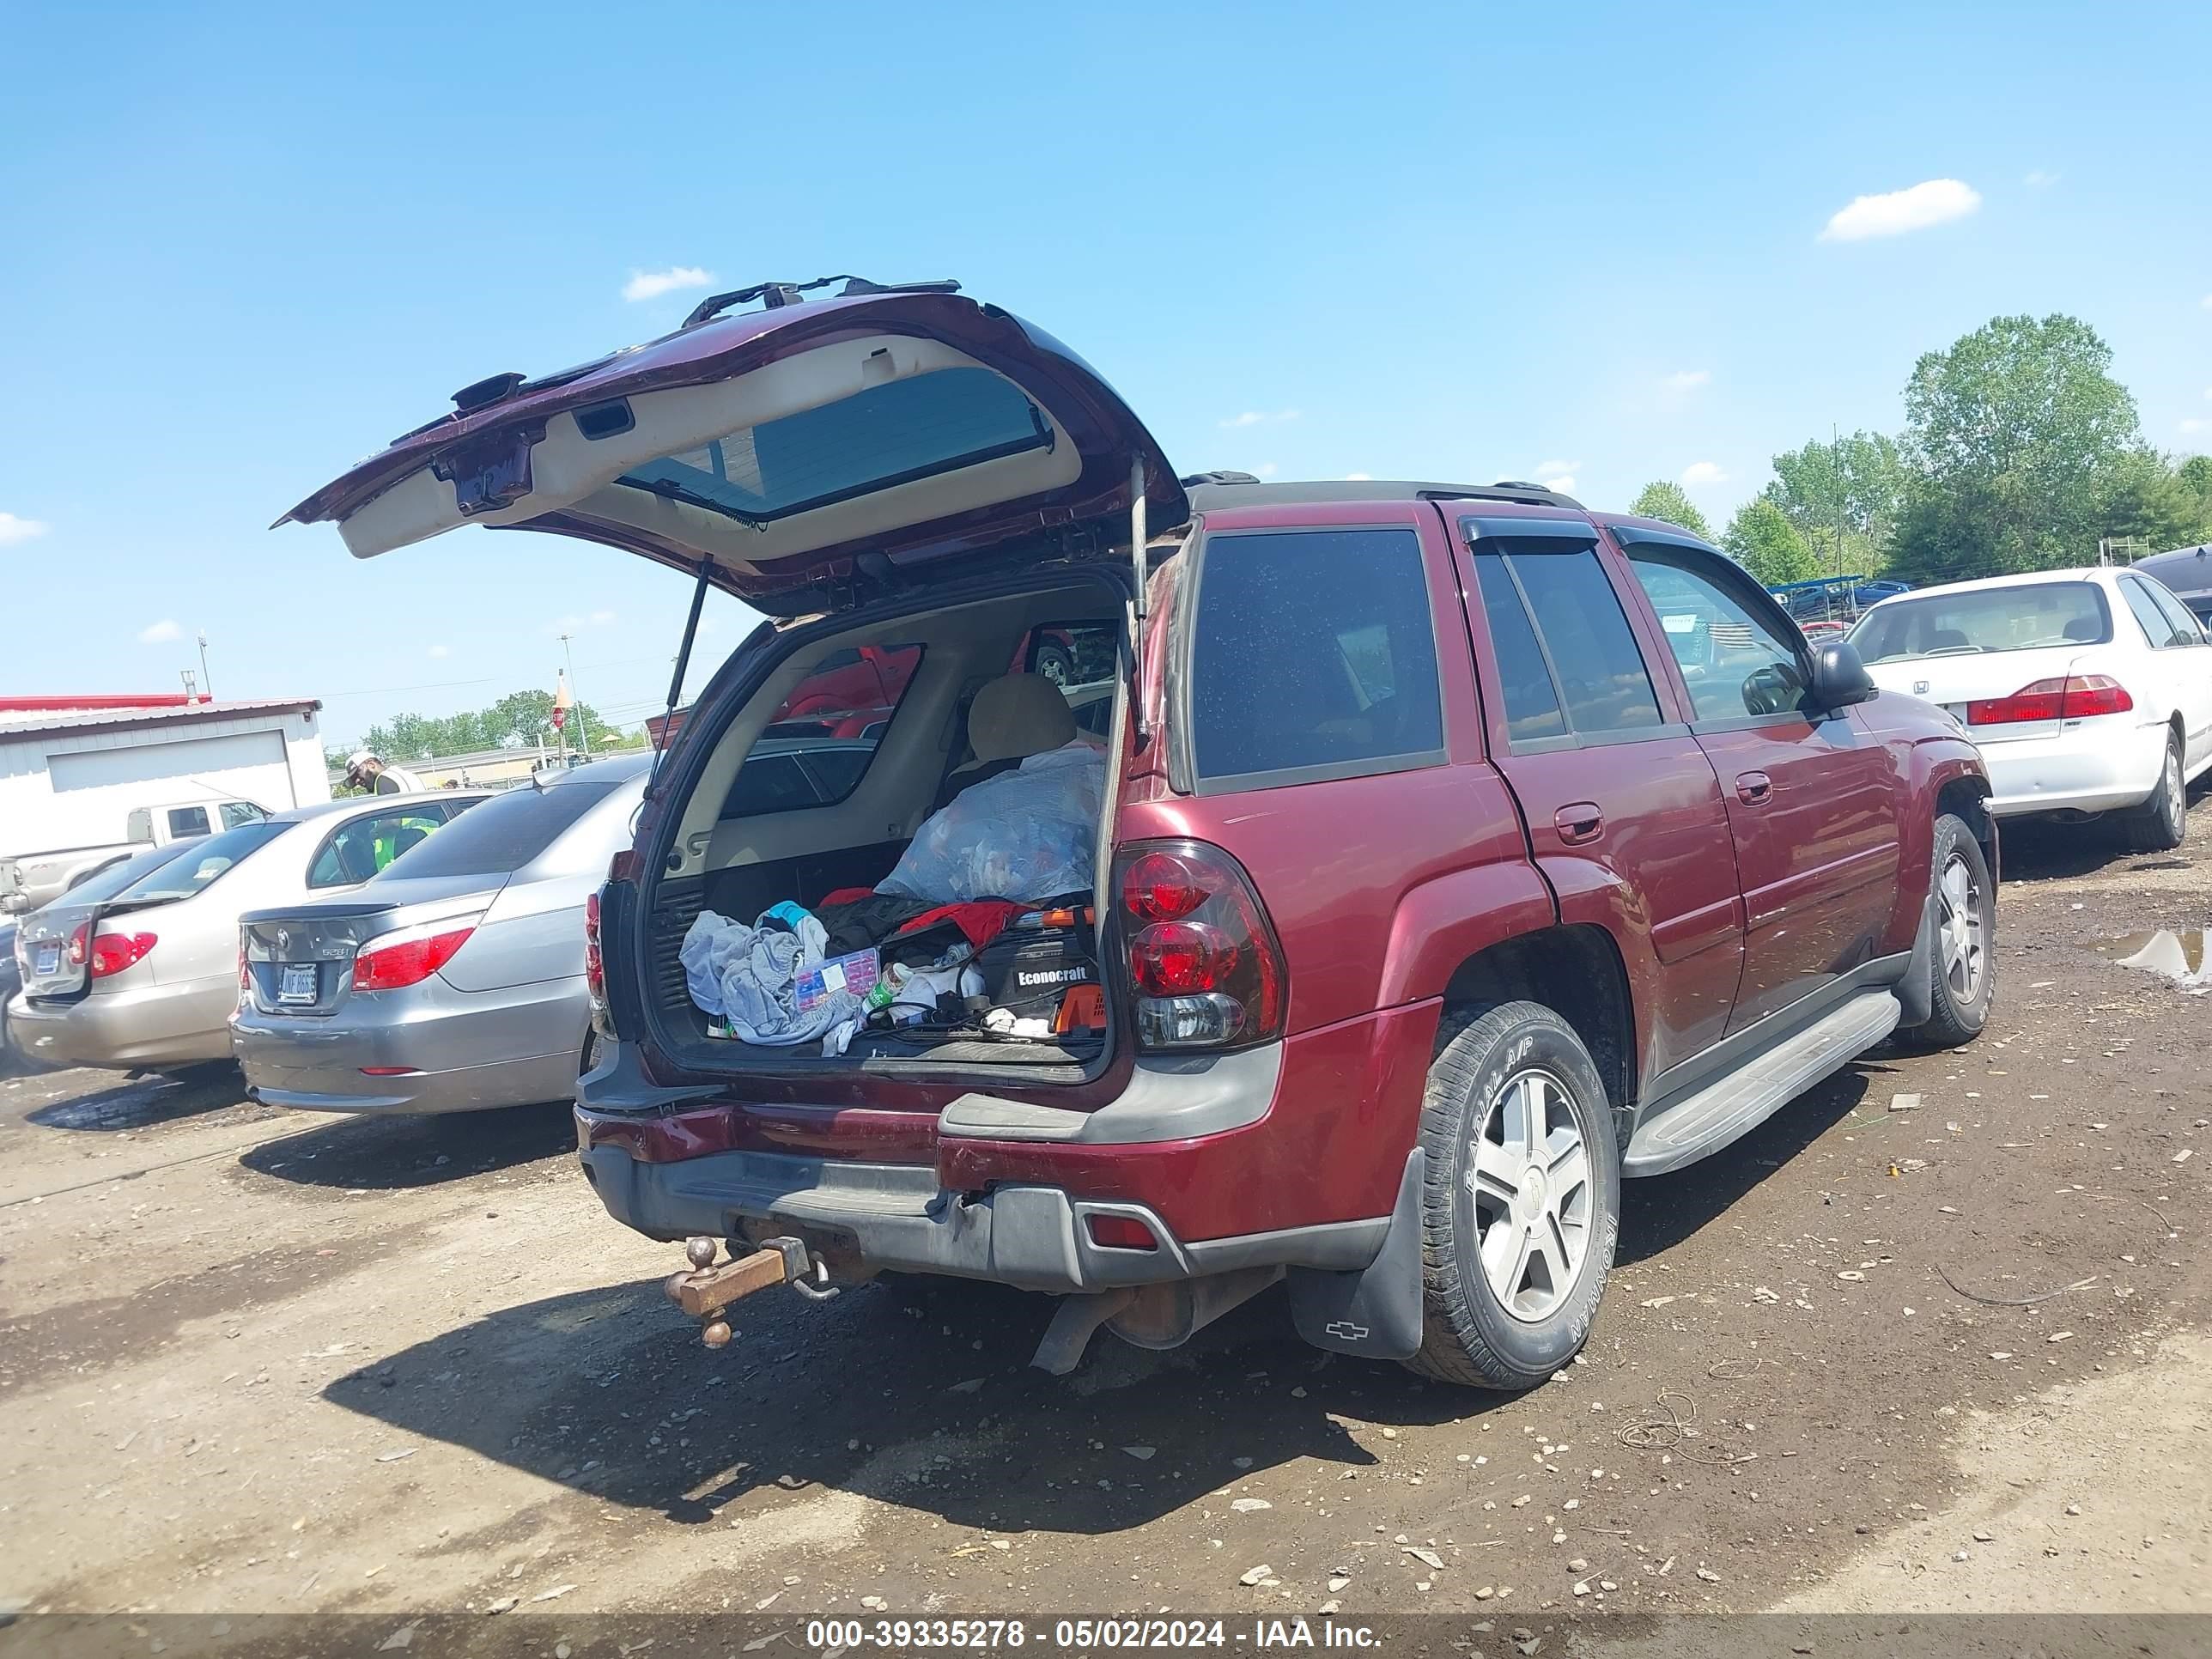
[1285,1147,1425,1361]
[1894,881,1939,1030]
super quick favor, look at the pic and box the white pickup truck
[0,799,268,915]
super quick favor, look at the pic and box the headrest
[968,673,1076,764]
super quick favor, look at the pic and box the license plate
[277,963,319,1005]
[33,941,60,975]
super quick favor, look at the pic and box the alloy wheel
[1937,850,1984,1003]
[1464,1067,1593,1322]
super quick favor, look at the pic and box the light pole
[558,633,590,757]
[197,630,214,700]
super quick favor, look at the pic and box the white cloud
[138,619,182,645]
[588,609,617,626]
[1218,409,1299,428]
[1534,458,1581,478]
[1663,369,1711,392]
[1543,476,1577,495]
[1344,472,1372,481]
[2201,294,2212,311]
[0,511,49,545]
[1680,461,1729,488]
[2182,417,2210,435]
[2024,169,2059,187]
[622,265,713,302]
[1819,178,1981,242]
[1250,462,1279,479]
[427,643,450,659]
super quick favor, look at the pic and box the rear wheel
[1033,644,1075,687]
[1402,1001,1619,1389]
[2127,730,2187,853]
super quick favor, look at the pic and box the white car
[1849,567,2212,848]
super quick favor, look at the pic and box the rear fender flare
[1374,860,1555,1008]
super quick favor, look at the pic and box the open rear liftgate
[659,462,1190,1370]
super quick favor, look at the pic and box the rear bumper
[573,1003,1437,1287]
[1979,720,2168,817]
[576,1139,1386,1293]
[234,979,587,1114]
[4,981,234,1070]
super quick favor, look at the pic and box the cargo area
[635,577,1131,1077]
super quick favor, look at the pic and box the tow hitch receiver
[664,1235,838,1347]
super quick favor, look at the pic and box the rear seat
[933,673,1076,811]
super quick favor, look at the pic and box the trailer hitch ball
[684,1237,719,1269]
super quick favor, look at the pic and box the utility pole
[197,631,214,701]
[558,633,591,757]
[1832,424,1846,581]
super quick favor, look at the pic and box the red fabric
[893,900,1028,951]
[820,885,877,906]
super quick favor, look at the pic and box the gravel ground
[1,808,2208,1636]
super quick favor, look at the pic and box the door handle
[1553,802,1604,845]
[1735,771,1773,805]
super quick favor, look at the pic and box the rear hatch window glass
[1851,582,2112,662]
[616,369,1050,528]
[114,821,290,902]
[1188,527,1445,790]
[385,781,616,878]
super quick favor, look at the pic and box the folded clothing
[679,908,863,1048]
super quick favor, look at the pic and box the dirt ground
[2,806,2209,1642]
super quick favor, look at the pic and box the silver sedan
[233,754,648,1113]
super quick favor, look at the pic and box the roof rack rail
[1183,477,1585,512]
[681,275,963,330]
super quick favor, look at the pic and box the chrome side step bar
[1623,990,1900,1178]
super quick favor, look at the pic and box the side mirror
[1808,640,1877,711]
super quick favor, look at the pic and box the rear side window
[167,806,210,838]
[115,820,291,902]
[721,643,926,818]
[1188,527,1445,789]
[2121,577,2196,648]
[384,781,617,879]
[307,808,453,888]
[2147,580,2208,645]
[1474,544,1662,741]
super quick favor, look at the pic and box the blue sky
[4,0,2208,745]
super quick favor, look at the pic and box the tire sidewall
[1436,1009,1620,1382]
[1927,814,1996,1036]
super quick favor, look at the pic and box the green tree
[1723,499,1821,586]
[1887,313,2149,583]
[1629,481,1712,541]
[1762,430,1905,574]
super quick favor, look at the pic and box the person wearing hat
[344,750,426,796]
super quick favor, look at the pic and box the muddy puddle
[2095,927,2212,992]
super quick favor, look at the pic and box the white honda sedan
[1849,567,2212,849]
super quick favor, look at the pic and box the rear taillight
[352,921,477,993]
[88,932,157,979]
[1115,839,1285,1053]
[1968,674,2133,726]
[66,922,88,968]
[584,887,612,1039]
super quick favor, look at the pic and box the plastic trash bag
[679,908,862,1047]
[878,742,1105,905]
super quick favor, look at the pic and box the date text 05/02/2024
[799,1619,1382,1650]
